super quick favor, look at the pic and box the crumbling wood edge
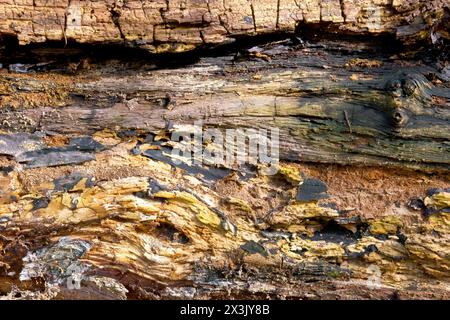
[0,0,449,51]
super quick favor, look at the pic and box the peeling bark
[0,0,449,51]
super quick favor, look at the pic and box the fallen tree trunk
[0,1,449,300]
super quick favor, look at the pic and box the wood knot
[384,72,433,127]
[385,73,425,99]
[391,108,409,127]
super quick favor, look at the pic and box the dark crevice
[250,3,257,33]
[308,220,361,245]
[339,0,347,22]
[0,27,442,74]
[276,0,281,29]
[110,9,126,42]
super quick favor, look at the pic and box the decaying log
[0,1,449,301]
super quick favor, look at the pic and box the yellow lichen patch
[290,202,338,219]
[151,190,176,200]
[1,173,246,285]
[224,197,253,213]
[424,192,450,211]
[195,209,222,230]
[426,213,450,234]
[281,237,345,263]
[368,216,403,235]
[0,79,13,95]
[30,180,56,194]
[276,165,302,185]
[271,202,339,225]
[1,92,68,109]
[154,130,172,142]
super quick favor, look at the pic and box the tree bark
[0,0,449,50]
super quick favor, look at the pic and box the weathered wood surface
[0,37,449,171]
[0,5,449,300]
[0,143,449,299]
[0,0,449,50]
[0,34,448,300]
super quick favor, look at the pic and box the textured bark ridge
[0,0,449,51]
[0,1,449,301]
